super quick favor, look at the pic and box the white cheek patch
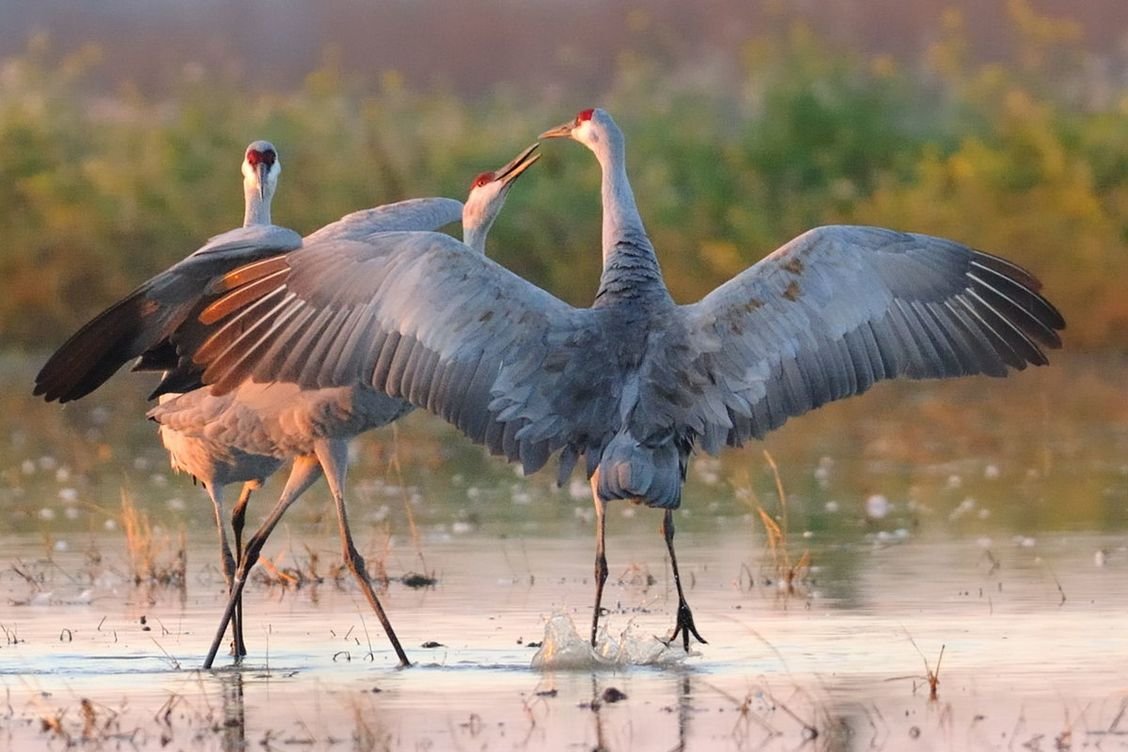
[577,120,598,144]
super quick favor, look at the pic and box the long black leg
[315,439,411,668]
[662,509,706,651]
[229,482,255,658]
[589,473,609,648]
[204,457,322,669]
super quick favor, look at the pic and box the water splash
[530,613,691,670]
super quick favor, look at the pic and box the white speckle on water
[1013,536,1037,548]
[1094,550,1106,567]
[38,456,58,472]
[946,474,962,490]
[38,507,56,521]
[20,459,35,475]
[865,494,890,520]
[814,456,833,486]
[949,497,976,521]
[55,467,70,483]
[53,539,68,552]
[568,478,589,501]
[58,487,78,502]
[620,506,636,519]
[451,520,474,535]
[694,457,722,486]
[64,507,80,520]
[166,497,186,512]
[984,463,1000,480]
[825,500,839,513]
[466,486,481,500]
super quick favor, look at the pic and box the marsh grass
[251,544,324,589]
[738,451,812,597]
[119,492,186,587]
[887,634,946,701]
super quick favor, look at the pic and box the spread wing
[184,231,620,474]
[677,225,1065,451]
[304,197,463,244]
[34,224,303,403]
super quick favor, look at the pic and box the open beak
[538,119,574,140]
[496,142,541,186]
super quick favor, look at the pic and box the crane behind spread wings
[676,225,1065,452]
[34,224,303,403]
[184,230,622,476]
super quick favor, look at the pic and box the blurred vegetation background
[1,0,1126,352]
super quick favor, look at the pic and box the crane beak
[255,162,270,200]
[539,120,574,140]
[496,143,541,186]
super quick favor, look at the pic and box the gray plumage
[35,141,296,660]
[34,140,492,668]
[164,141,540,669]
[172,110,1065,652]
[32,142,302,404]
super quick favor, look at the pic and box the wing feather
[184,231,615,475]
[34,225,302,402]
[678,225,1064,447]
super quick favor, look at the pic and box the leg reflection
[218,670,246,752]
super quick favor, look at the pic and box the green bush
[1,5,1125,352]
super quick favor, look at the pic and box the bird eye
[471,172,492,189]
[260,149,276,166]
[246,150,260,165]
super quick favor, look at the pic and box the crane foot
[662,598,707,652]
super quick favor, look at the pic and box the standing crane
[36,142,541,668]
[36,141,301,659]
[177,108,1064,654]
[174,142,541,668]
[153,142,288,659]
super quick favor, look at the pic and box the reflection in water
[669,673,692,752]
[218,671,246,752]
[2,355,1127,750]
[1,528,1126,750]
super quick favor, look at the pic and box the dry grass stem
[119,492,186,587]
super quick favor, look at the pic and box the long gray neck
[594,135,669,307]
[462,213,494,255]
[243,183,272,227]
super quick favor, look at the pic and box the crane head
[242,140,281,202]
[462,142,540,253]
[538,107,615,150]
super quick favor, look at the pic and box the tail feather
[596,431,685,509]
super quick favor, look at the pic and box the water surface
[1,353,1126,750]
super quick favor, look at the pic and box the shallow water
[2,353,1128,750]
